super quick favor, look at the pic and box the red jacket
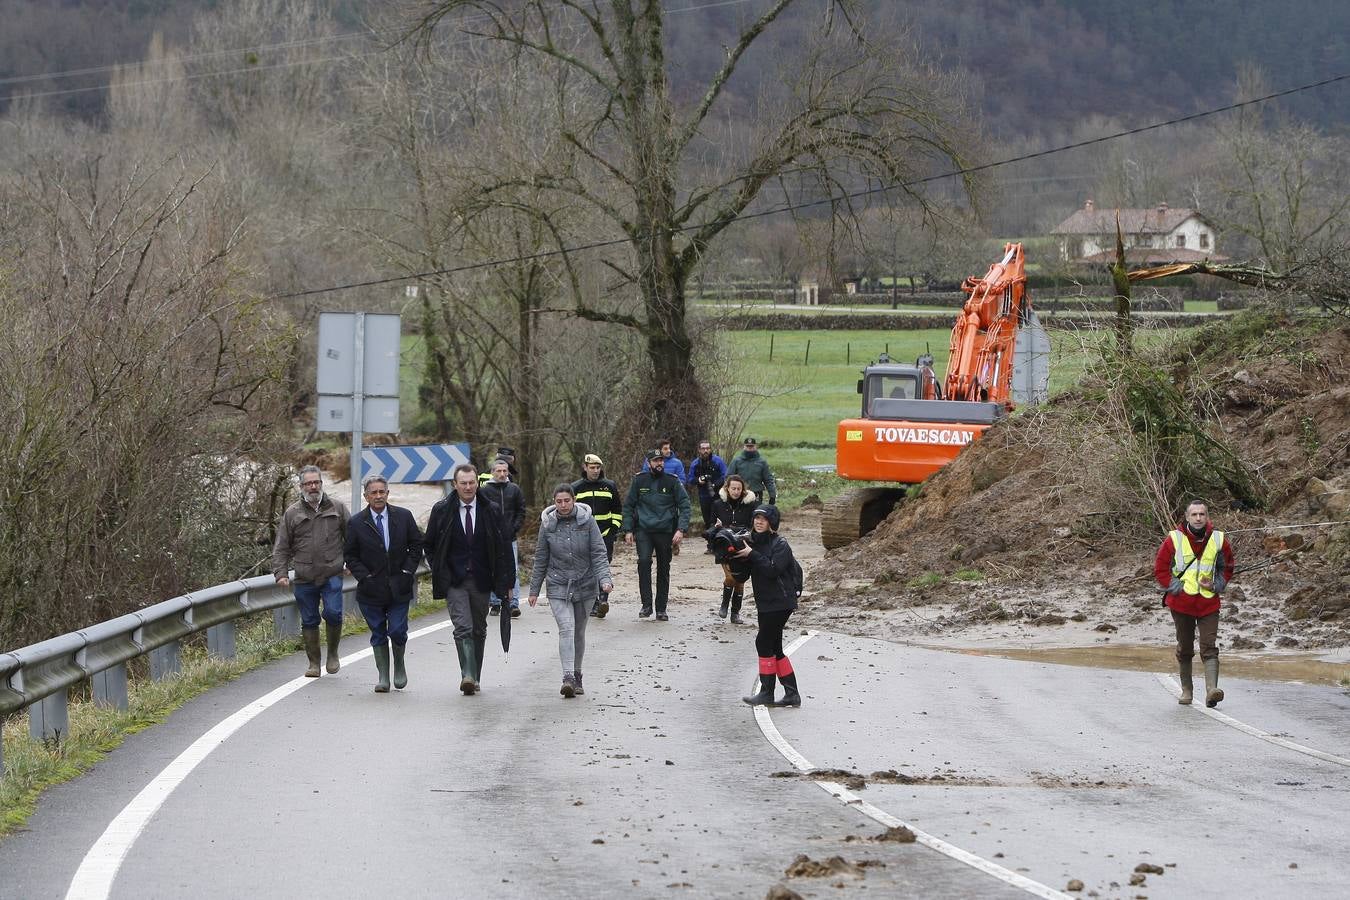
[1154,522,1235,617]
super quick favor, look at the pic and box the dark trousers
[634,530,674,612]
[358,600,410,647]
[698,495,715,530]
[1172,609,1220,661]
[592,534,617,613]
[754,608,793,658]
[446,583,491,641]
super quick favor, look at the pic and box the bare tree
[409,1,977,444]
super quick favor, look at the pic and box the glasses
[301,481,322,487]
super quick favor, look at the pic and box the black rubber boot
[719,586,732,619]
[392,642,408,690]
[302,627,322,678]
[730,591,744,625]
[777,672,801,707]
[372,643,391,693]
[743,673,777,706]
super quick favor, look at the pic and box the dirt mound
[807,312,1350,653]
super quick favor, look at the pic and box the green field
[720,327,1131,467]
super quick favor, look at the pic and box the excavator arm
[943,242,1030,407]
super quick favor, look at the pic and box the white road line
[1154,673,1350,768]
[65,619,455,900]
[752,631,1072,900]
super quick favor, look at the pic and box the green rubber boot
[458,638,478,695]
[372,643,391,693]
[1178,658,1193,705]
[392,642,408,690]
[1204,657,1224,708]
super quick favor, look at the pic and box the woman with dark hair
[706,474,757,622]
[528,483,613,698]
[734,505,802,707]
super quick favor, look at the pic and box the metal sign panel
[1011,309,1051,407]
[316,396,401,434]
[360,444,472,483]
[316,312,401,397]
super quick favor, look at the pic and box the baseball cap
[584,453,603,466]
[496,446,515,458]
[743,436,758,445]
[646,448,663,462]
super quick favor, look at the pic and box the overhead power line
[271,71,1349,301]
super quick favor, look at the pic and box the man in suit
[343,475,424,693]
[425,463,516,695]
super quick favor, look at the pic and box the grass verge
[0,589,443,839]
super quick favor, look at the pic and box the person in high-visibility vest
[1154,500,1235,707]
[572,453,623,619]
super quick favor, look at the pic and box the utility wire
[272,71,1349,301]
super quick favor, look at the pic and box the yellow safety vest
[1169,529,1225,598]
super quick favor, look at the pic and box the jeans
[634,530,673,612]
[358,599,410,647]
[489,540,522,609]
[294,575,344,629]
[550,596,590,675]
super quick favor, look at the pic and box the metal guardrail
[0,571,399,775]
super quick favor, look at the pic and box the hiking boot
[302,627,322,678]
[561,673,576,698]
[639,605,653,618]
[655,612,669,622]
[574,671,585,695]
[510,605,521,618]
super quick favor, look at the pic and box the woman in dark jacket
[734,505,801,707]
[706,475,757,622]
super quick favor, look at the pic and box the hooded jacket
[728,449,776,503]
[708,487,757,534]
[744,529,798,613]
[529,501,613,603]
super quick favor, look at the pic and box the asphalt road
[2,598,1347,899]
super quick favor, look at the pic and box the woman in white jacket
[528,484,613,697]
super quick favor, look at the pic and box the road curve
[1,603,1346,899]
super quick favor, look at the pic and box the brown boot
[1177,658,1193,705]
[302,627,321,678]
[324,622,342,674]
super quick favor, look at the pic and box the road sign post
[316,312,401,512]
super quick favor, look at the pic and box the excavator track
[820,487,908,550]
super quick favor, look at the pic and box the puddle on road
[946,644,1350,687]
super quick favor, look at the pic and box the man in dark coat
[621,449,691,621]
[343,475,424,693]
[425,463,516,695]
[573,452,623,619]
[480,457,527,618]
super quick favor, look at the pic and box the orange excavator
[822,242,1050,548]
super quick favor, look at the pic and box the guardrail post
[92,663,129,711]
[272,604,300,639]
[206,622,237,660]
[149,642,181,680]
[29,691,69,742]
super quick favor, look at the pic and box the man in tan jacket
[273,465,350,677]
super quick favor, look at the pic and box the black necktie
[463,504,473,543]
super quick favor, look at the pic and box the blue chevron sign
[360,443,471,484]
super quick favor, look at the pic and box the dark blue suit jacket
[343,504,424,607]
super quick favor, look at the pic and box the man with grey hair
[344,475,424,693]
[272,465,349,678]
